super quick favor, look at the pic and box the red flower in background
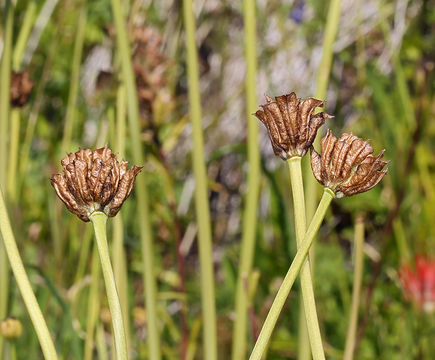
[399,256,435,313]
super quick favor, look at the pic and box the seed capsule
[255,92,332,159]
[310,130,388,197]
[51,147,143,221]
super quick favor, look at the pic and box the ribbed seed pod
[51,147,143,221]
[255,92,332,159]
[310,130,388,197]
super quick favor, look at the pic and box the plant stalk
[90,212,128,360]
[182,0,217,358]
[249,189,334,360]
[232,0,260,357]
[288,157,325,360]
[0,188,58,359]
[61,3,87,154]
[0,3,14,355]
[110,0,161,358]
[343,215,365,360]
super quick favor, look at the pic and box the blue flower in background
[289,1,305,24]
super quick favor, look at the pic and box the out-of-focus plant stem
[84,245,101,360]
[0,2,14,356]
[301,1,341,357]
[343,215,365,360]
[250,189,334,360]
[6,110,20,203]
[232,0,260,357]
[0,189,58,360]
[90,212,127,360]
[6,1,37,203]
[182,0,217,359]
[112,85,131,351]
[12,0,37,71]
[305,0,342,218]
[110,0,161,358]
[288,157,325,360]
[61,3,87,154]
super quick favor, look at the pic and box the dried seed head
[255,92,332,159]
[10,71,34,107]
[0,318,23,339]
[310,130,388,197]
[51,147,143,221]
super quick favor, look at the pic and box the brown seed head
[255,92,332,159]
[310,130,388,197]
[10,71,34,107]
[0,318,23,339]
[51,147,143,221]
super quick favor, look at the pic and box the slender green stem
[182,1,217,358]
[302,3,342,356]
[305,0,342,219]
[10,341,17,360]
[288,157,325,360]
[7,109,20,203]
[112,85,131,351]
[0,188,58,359]
[84,245,101,360]
[343,215,365,360]
[0,4,14,355]
[12,0,37,71]
[249,189,334,360]
[232,0,260,357]
[61,3,87,154]
[110,0,161,358]
[90,212,128,360]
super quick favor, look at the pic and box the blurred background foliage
[0,0,434,358]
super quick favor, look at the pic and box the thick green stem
[61,3,87,154]
[182,1,217,359]
[249,189,334,360]
[288,157,325,360]
[343,216,365,360]
[0,4,14,355]
[0,188,58,359]
[110,0,161,358]
[90,212,128,360]
[232,0,260,357]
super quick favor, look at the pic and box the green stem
[232,0,260,357]
[61,3,87,154]
[249,189,334,360]
[12,0,37,71]
[10,341,17,360]
[182,1,217,359]
[90,212,128,360]
[306,0,342,219]
[112,85,130,352]
[343,215,365,360]
[110,0,161,358]
[0,4,14,355]
[302,3,342,356]
[288,157,325,360]
[84,245,101,360]
[7,109,20,203]
[0,188,58,359]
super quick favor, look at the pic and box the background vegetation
[0,0,434,358]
